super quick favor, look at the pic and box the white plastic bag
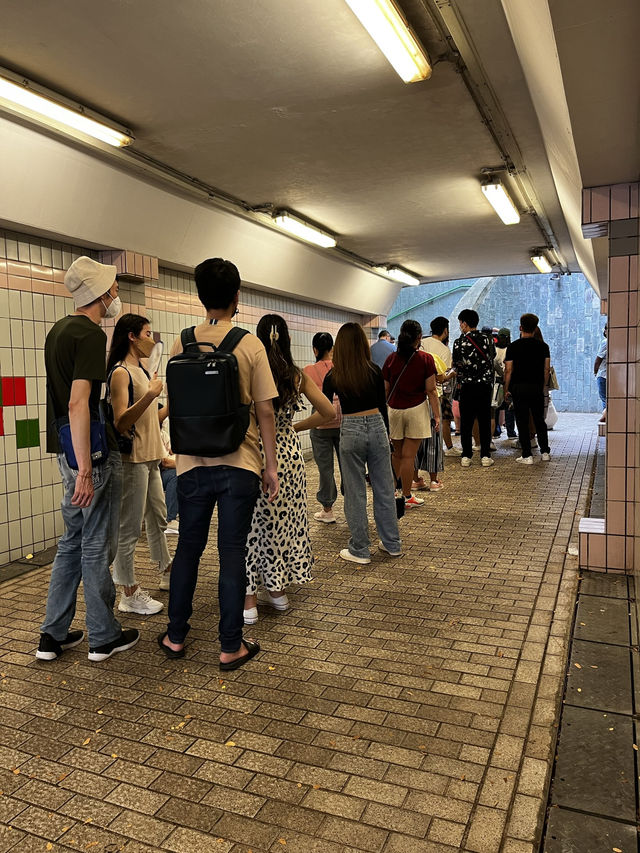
[546,398,558,429]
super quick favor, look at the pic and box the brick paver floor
[0,414,599,853]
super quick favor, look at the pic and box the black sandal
[219,639,260,671]
[157,632,185,659]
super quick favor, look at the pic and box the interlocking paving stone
[0,414,600,851]
[550,706,635,820]
[565,639,633,714]
[573,595,631,646]
[544,806,636,853]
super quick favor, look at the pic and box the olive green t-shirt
[45,315,114,454]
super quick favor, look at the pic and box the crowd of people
[36,254,557,670]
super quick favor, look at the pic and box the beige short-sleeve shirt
[169,320,277,478]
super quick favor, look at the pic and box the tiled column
[579,182,639,572]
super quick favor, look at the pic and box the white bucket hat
[64,256,117,308]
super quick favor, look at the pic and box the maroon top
[382,350,436,409]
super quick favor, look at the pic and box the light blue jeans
[339,413,401,559]
[310,427,341,508]
[41,453,123,647]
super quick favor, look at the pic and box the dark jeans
[167,465,260,651]
[505,406,516,437]
[160,466,178,521]
[512,385,550,457]
[459,383,492,457]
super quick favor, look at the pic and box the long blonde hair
[331,323,377,397]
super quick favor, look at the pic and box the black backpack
[166,326,250,457]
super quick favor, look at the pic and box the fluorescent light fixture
[272,211,337,248]
[344,0,431,83]
[481,180,520,225]
[0,73,132,147]
[384,265,421,286]
[531,251,553,274]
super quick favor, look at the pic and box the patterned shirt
[452,331,495,387]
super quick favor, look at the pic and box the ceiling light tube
[481,180,520,225]
[530,251,553,274]
[384,265,421,286]
[344,0,431,83]
[272,211,337,248]
[0,72,132,147]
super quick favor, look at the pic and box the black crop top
[322,365,389,432]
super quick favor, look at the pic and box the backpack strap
[217,327,249,354]
[180,326,197,349]
[107,364,134,407]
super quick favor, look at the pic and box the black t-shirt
[323,365,389,432]
[45,315,112,453]
[505,338,550,387]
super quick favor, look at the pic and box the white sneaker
[461,456,472,468]
[378,542,404,557]
[481,456,495,467]
[165,519,179,535]
[257,589,289,611]
[516,456,534,465]
[118,587,163,615]
[541,452,550,461]
[243,606,258,625]
[159,570,171,591]
[490,442,497,451]
[444,446,462,457]
[472,443,480,452]
[314,509,336,523]
[404,494,424,508]
[339,548,371,565]
[531,438,538,448]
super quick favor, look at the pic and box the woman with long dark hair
[243,315,334,624]
[108,313,169,615]
[322,323,402,564]
[382,319,439,507]
[303,332,342,523]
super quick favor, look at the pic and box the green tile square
[28,418,40,447]
[16,419,30,449]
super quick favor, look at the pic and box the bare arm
[294,373,336,432]
[111,367,163,434]
[503,360,513,396]
[426,374,440,431]
[68,379,94,507]
[158,403,169,424]
[255,399,279,503]
[594,356,603,376]
[544,357,551,387]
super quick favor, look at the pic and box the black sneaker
[35,630,85,661]
[88,628,140,662]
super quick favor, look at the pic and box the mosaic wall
[0,229,374,566]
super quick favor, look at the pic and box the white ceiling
[0,0,637,287]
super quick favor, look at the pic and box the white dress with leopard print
[245,395,314,594]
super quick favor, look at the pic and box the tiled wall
[578,182,640,574]
[0,229,376,566]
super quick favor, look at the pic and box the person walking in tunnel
[323,323,402,564]
[594,321,607,421]
[303,332,343,524]
[38,256,139,662]
[452,309,495,467]
[243,315,334,625]
[422,316,459,456]
[503,312,551,465]
[107,313,170,614]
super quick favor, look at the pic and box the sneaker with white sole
[472,443,480,452]
[88,628,140,662]
[118,587,163,615]
[339,548,371,565]
[490,442,497,451]
[243,606,258,625]
[509,438,521,448]
[541,452,550,461]
[257,589,289,610]
[165,519,179,535]
[404,494,424,508]
[411,479,429,491]
[314,508,336,523]
[159,570,171,591]
[481,456,495,467]
[429,480,444,491]
[461,456,472,467]
[531,438,538,448]
[36,630,84,661]
[444,446,462,457]
[516,456,534,465]
[378,542,404,557]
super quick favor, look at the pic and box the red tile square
[1,377,14,406]
[13,377,26,406]
[0,408,4,436]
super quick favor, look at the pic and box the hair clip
[270,325,279,343]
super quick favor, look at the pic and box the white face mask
[102,295,121,319]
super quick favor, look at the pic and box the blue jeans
[339,414,401,559]
[596,376,606,410]
[41,454,123,647]
[310,427,341,507]
[161,466,178,521]
[167,465,260,651]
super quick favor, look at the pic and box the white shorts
[389,402,431,440]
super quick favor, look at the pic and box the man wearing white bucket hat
[37,256,139,663]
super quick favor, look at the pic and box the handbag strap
[388,352,415,407]
[465,333,492,364]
